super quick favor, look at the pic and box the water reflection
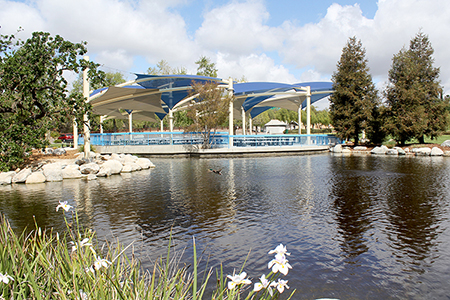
[1,154,450,299]
[382,157,445,272]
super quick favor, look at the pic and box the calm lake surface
[1,153,450,299]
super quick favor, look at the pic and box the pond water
[1,154,450,299]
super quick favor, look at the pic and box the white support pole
[99,115,104,134]
[169,109,174,132]
[306,86,311,135]
[73,120,78,149]
[82,56,90,159]
[128,112,133,133]
[298,105,302,135]
[228,77,234,147]
[249,116,253,135]
[306,86,311,145]
[160,119,164,132]
[241,107,246,135]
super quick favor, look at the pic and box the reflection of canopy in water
[89,74,333,132]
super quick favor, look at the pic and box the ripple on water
[2,155,450,299]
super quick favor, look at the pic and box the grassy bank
[0,204,296,300]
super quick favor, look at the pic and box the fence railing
[78,132,340,148]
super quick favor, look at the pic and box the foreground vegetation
[0,204,296,299]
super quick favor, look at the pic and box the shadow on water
[1,154,450,299]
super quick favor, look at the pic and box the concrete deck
[95,144,331,157]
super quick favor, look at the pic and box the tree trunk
[418,135,425,144]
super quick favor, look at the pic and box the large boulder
[53,148,66,155]
[97,166,112,177]
[110,153,121,161]
[86,174,97,181]
[136,158,154,169]
[0,171,16,185]
[431,147,444,156]
[121,154,138,164]
[353,146,367,151]
[441,140,450,147]
[43,148,54,155]
[370,145,389,155]
[385,149,398,155]
[25,172,46,184]
[412,147,431,156]
[125,162,142,172]
[331,144,342,153]
[341,148,352,153]
[102,160,123,175]
[393,147,406,155]
[80,163,100,174]
[12,168,32,183]
[62,168,82,179]
[42,163,63,182]
[121,164,132,173]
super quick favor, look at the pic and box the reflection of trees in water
[135,159,238,243]
[0,182,78,234]
[382,157,445,271]
[329,155,446,272]
[329,155,376,261]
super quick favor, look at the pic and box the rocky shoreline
[2,141,450,186]
[330,143,450,156]
[0,150,155,185]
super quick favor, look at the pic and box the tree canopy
[330,37,379,145]
[195,56,218,78]
[147,59,187,75]
[383,31,448,144]
[0,31,104,171]
[185,81,232,148]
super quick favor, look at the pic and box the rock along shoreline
[330,142,450,157]
[0,150,155,185]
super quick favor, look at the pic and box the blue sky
[1,0,450,106]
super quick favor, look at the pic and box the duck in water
[208,168,222,175]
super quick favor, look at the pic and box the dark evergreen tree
[383,31,448,145]
[330,37,379,145]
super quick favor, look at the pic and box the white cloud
[281,3,373,77]
[195,0,285,55]
[216,52,296,83]
[96,49,134,72]
[1,0,200,67]
[0,0,45,34]
[2,0,450,95]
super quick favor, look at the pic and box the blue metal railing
[231,134,340,147]
[78,132,340,148]
[79,132,229,147]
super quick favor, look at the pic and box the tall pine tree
[330,37,379,145]
[383,31,448,145]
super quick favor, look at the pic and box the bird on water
[208,168,222,175]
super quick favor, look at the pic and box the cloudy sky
[1,0,449,100]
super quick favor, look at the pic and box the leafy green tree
[316,108,331,126]
[147,59,187,75]
[195,56,218,78]
[0,31,104,171]
[330,37,379,145]
[185,81,232,148]
[383,31,448,144]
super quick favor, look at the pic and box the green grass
[0,210,296,299]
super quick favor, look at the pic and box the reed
[0,204,297,300]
